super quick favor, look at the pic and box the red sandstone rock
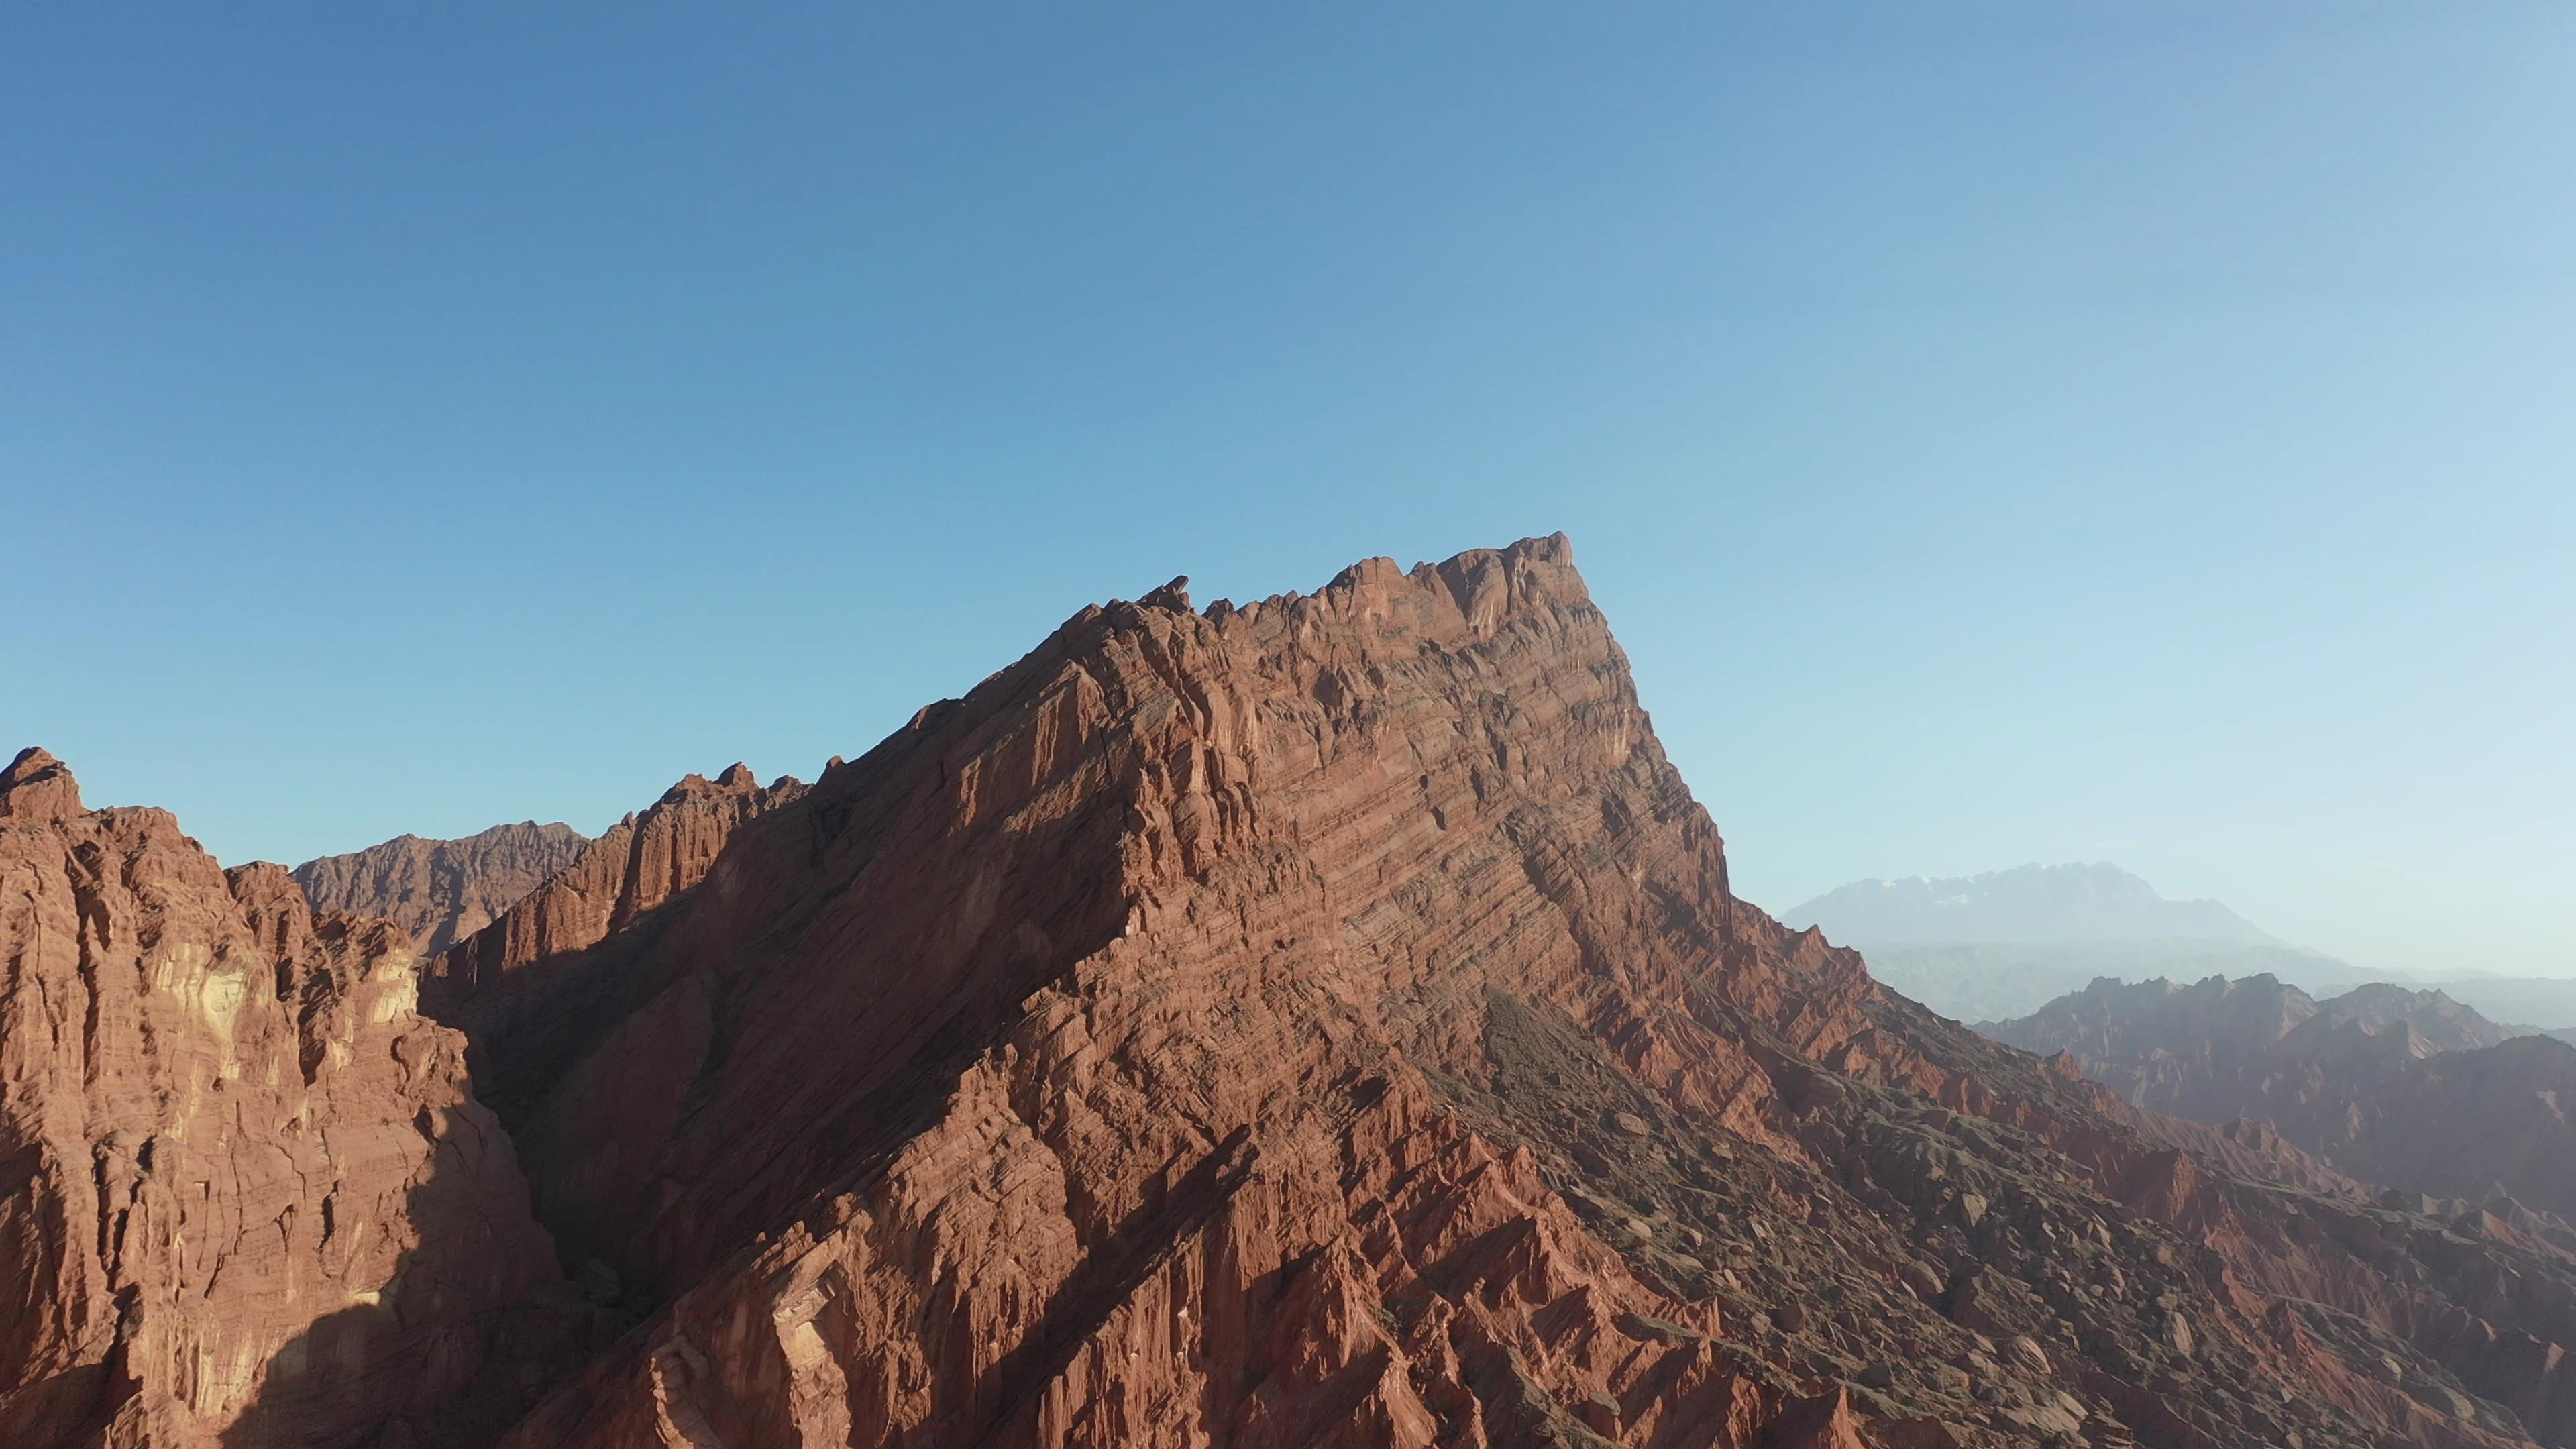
[17,541,2576,1448]
[0,745,83,821]
[419,765,802,1025]
[294,822,592,955]
[0,748,582,1448]
[433,539,2576,1448]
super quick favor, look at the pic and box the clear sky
[7,4,2570,976]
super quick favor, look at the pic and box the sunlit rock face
[431,539,2576,1449]
[0,747,580,1448]
[15,539,2576,1447]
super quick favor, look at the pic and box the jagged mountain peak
[11,543,2576,1448]
[294,817,593,955]
[0,743,83,820]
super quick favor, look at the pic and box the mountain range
[1982,973,2576,1231]
[1784,863,2576,1028]
[1785,863,2276,947]
[293,821,591,955]
[9,538,2576,1447]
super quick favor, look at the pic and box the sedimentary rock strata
[15,538,2576,1446]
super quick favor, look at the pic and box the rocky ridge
[1986,974,2576,1230]
[12,538,2576,1446]
[294,821,591,956]
[436,539,2576,1447]
[0,747,598,1447]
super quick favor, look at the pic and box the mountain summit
[9,540,2576,1447]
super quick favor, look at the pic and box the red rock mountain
[13,539,2576,1448]
[294,822,592,956]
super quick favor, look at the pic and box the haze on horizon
[5,5,2570,978]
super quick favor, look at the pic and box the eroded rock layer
[1989,975,2576,1231]
[0,748,588,1448]
[425,538,2576,1448]
[18,537,2576,1448]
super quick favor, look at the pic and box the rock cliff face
[420,539,2576,1448]
[17,537,2576,1448]
[294,823,592,957]
[1987,975,2576,1227]
[0,747,588,1448]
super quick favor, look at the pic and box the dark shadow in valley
[216,1106,615,1449]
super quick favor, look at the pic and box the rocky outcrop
[415,764,806,1120]
[294,822,590,956]
[0,748,590,1448]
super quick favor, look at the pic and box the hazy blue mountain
[1781,862,2376,1022]
[1783,861,2274,946]
[1856,939,2387,1026]
[2412,977,2576,1033]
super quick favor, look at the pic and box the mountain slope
[1979,975,2525,1116]
[294,820,590,955]
[16,539,2576,1447]
[417,538,2576,1448]
[2419,979,2576,1035]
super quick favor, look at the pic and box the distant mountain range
[1784,861,2576,1027]
[294,820,591,955]
[1982,973,2576,1230]
[1785,861,2274,945]
[1845,939,2390,1027]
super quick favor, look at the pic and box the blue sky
[6,4,2570,975]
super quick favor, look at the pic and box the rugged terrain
[1987,974,2576,1227]
[13,537,2576,1447]
[294,822,592,956]
[0,748,602,1447]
